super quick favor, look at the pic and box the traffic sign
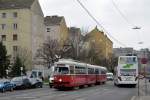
[141,58,148,64]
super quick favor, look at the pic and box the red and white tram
[53,59,107,89]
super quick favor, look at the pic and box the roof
[44,16,63,26]
[0,0,35,10]
[68,27,81,33]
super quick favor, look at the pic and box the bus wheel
[132,84,136,88]
[114,82,117,86]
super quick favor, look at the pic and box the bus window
[119,57,137,64]
[120,69,136,76]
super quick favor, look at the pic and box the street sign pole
[138,68,140,96]
[144,64,147,95]
[141,58,148,96]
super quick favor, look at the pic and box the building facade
[68,27,82,58]
[83,26,113,59]
[113,47,134,57]
[44,16,69,47]
[0,0,45,70]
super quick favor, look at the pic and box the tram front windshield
[55,66,69,75]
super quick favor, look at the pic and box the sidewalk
[132,78,150,100]
[132,96,150,100]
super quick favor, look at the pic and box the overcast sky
[39,0,150,50]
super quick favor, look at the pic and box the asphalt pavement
[0,81,138,100]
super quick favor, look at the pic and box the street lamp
[6,69,8,79]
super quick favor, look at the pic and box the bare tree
[16,47,31,67]
[35,38,73,68]
[36,39,60,68]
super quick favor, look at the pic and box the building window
[47,28,50,32]
[13,23,17,30]
[2,13,6,18]
[13,46,18,52]
[1,35,6,41]
[13,12,18,18]
[13,34,18,41]
[1,24,6,30]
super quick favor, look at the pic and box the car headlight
[0,84,3,88]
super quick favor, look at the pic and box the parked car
[49,75,54,88]
[49,66,54,88]
[0,79,15,93]
[106,73,114,81]
[29,77,43,88]
[11,76,31,89]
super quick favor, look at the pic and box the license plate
[125,77,131,81]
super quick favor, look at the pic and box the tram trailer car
[53,59,107,89]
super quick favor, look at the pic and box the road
[0,81,137,100]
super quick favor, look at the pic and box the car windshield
[55,67,69,75]
[0,80,8,84]
[107,74,113,77]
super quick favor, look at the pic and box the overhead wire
[76,0,127,47]
[111,0,135,27]
[111,0,143,45]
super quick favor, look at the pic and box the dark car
[0,79,15,93]
[11,76,31,89]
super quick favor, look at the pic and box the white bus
[114,56,138,87]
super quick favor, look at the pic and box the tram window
[88,68,94,74]
[75,66,86,74]
[55,67,69,74]
[101,70,106,74]
[70,66,74,74]
[95,69,99,74]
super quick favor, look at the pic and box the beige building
[0,0,45,70]
[44,16,69,47]
[83,26,113,59]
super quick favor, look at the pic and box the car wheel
[49,85,52,88]
[40,84,43,88]
[10,87,13,92]
[35,83,40,88]
[2,88,5,93]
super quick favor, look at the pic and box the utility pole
[132,26,142,96]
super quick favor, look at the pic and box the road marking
[15,96,36,99]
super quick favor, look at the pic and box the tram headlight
[59,78,62,82]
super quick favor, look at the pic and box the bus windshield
[120,69,136,76]
[119,57,137,64]
[55,67,69,75]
